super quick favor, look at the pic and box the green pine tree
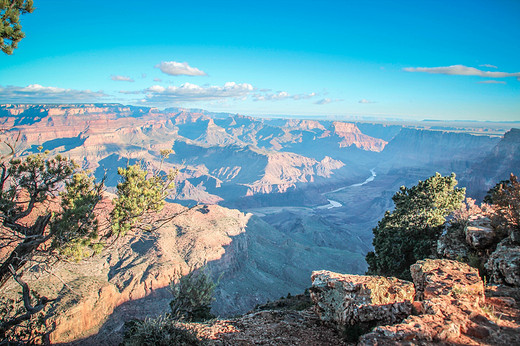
[366,173,465,280]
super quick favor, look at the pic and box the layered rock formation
[331,121,387,152]
[463,128,520,200]
[2,104,387,205]
[310,259,519,345]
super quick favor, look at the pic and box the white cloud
[359,99,376,104]
[253,91,317,101]
[477,80,506,84]
[142,82,253,104]
[111,75,134,82]
[403,65,520,78]
[314,98,342,105]
[293,92,316,100]
[314,98,331,105]
[119,90,143,95]
[0,84,106,103]
[479,64,498,69]
[155,61,207,76]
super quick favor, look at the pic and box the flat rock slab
[310,270,414,326]
[411,259,484,305]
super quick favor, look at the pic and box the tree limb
[0,265,54,340]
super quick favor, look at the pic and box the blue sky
[1,0,519,121]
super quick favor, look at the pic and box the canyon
[0,103,519,342]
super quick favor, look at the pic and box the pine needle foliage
[485,173,520,234]
[366,173,465,280]
[169,268,216,322]
[0,0,34,54]
[110,162,176,236]
[0,143,178,341]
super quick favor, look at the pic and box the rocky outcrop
[465,215,496,249]
[307,259,520,345]
[331,122,387,152]
[410,259,484,304]
[310,270,414,327]
[485,239,520,286]
[438,208,520,289]
[360,259,489,345]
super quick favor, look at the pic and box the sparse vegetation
[366,173,465,280]
[111,161,177,236]
[122,267,217,345]
[122,316,202,346]
[0,150,103,287]
[485,173,520,237]
[169,267,216,322]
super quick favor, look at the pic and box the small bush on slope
[122,316,201,346]
[170,267,216,322]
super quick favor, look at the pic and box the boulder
[437,224,470,260]
[485,240,520,286]
[465,216,496,250]
[411,259,484,305]
[360,259,486,345]
[310,270,414,327]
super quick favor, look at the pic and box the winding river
[317,169,376,209]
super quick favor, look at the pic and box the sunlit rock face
[360,259,487,345]
[18,203,253,343]
[310,270,415,327]
[309,260,520,345]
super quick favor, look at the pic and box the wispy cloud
[142,82,253,104]
[119,90,143,95]
[315,98,332,105]
[0,84,106,103]
[253,91,317,101]
[359,99,376,104]
[403,65,520,79]
[153,78,162,82]
[155,61,207,76]
[479,64,498,69]
[314,98,342,105]
[477,80,506,84]
[111,75,134,82]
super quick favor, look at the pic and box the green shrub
[485,173,520,238]
[366,173,465,280]
[169,268,216,322]
[122,316,201,346]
